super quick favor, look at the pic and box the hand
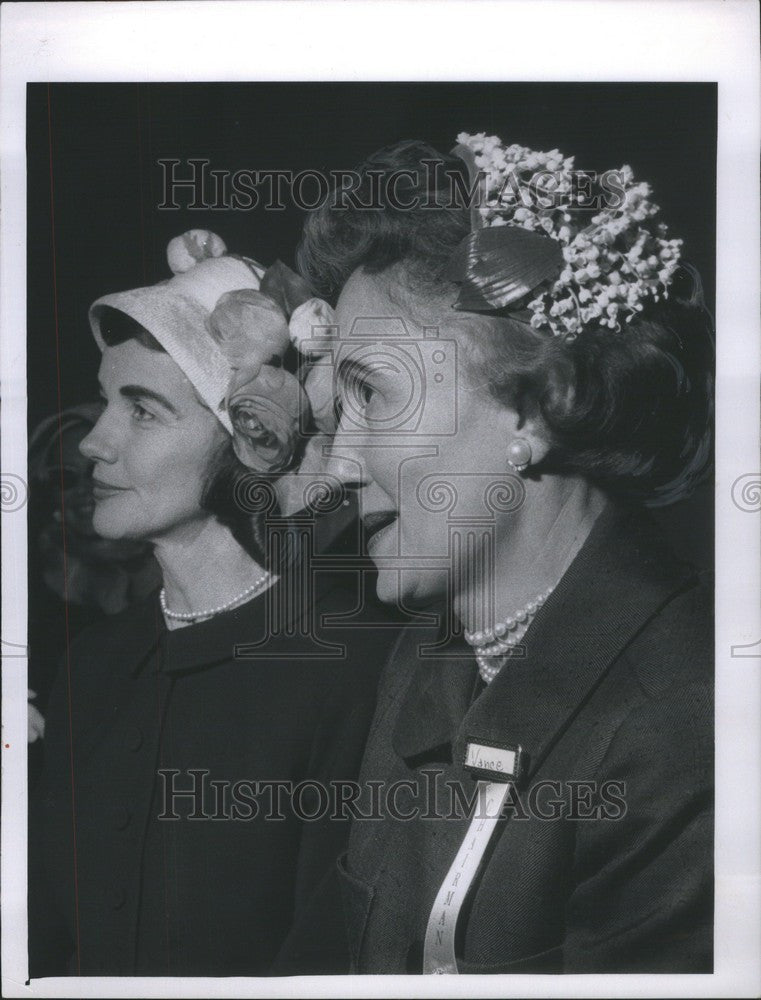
[28,689,45,743]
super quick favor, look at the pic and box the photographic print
[2,3,759,998]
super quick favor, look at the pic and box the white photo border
[2,1,759,997]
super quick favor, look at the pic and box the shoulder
[296,566,404,663]
[573,501,713,698]
[47,592,161,711]
[252,567,403,708]
[67,590,161,654]
[593,562,713,776]
[593,570,713,792]
[620,568,713,698]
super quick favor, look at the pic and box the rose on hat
[206,264,340,472]
[89,230,340,489]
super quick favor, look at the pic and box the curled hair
[298,140,472,300]
[199,439,295,572]
[298,142,714,506]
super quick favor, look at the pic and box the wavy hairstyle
[298,140,714,507]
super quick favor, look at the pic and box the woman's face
[332,269,521,606]
[79,339,228,544]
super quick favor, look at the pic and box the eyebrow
[336,357,373,385]
[118,384,179,415]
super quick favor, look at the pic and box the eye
[340,364,377,414]
[131,401,155,423]
[355,373,375,407]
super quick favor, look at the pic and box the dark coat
[29,565,398,977]
[335,501,713,974]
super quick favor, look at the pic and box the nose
[323,416,367,491]
[323,444,366,490]
[78,417,117,465]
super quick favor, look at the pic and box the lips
[362,510,397,546]
[92,478,129,499]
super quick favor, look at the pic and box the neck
[153,516,269,624]
[454,476,609,634]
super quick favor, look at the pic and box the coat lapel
[390,636,478,761]
[451,501,698,779]
[389,502,698,778]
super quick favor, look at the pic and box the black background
[27,82,716,568]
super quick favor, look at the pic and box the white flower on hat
[455,132,685,338]
[166,229,227,275]
[288,298,338,354]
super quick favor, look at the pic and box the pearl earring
[507,438,532,473]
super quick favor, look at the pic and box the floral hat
[89,230,339,478]
[90,231,265,433]
[446,133,684,341]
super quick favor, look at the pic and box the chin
[374,568,402,606]
[92,506,143,543]
[375,567,448,608]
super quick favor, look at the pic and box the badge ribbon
[422,741,524,974]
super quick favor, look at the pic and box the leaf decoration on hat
[450,133,684,337]
[445,226,564,312]
[451,141,488,233]
[259,260,315,320]
[209,289,290,370]
[226,364,309,474]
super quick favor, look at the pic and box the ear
[498,406,551,467]
[518,414,552,465]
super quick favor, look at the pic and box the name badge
[463,739,525,783]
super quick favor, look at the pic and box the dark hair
[298,140,472,300]
[97,305,280,563]
[298,141,714,507]
[98,307,166,353]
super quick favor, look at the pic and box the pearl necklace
[160,570,273,622]
[463,585,556,685]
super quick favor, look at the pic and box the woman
[293,135,714,973]
[27,405,159,771]
[29,231,396,976]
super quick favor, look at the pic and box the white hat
[88,230,265,434]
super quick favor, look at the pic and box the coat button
[107,886,126,910]
[125,726,143,751]
[112,805,131,830]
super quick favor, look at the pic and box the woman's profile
[292,134,714,973]
[29,230,396,976]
